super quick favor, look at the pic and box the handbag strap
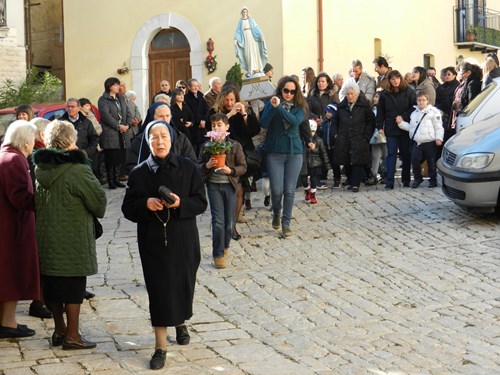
[411,112,427,142]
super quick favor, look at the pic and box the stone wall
[0,27,26,86]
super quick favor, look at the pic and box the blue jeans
[266,153,303,227]
[206,182,236,258]
[386,135,411,185]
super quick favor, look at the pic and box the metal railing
[454,5,500,47]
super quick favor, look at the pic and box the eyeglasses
[282,88,296,95]
[66,105,78,108]
[178,85,186,89]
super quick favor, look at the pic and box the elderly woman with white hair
[334,82,375,192]
[122,120,207,370]
[33,120,107,350]
[125,90,142,137]
[0,120,39,339]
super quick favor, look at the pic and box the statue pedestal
[240,76,275,102]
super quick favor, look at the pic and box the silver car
[437,113,500,213]
[456,77,500,133]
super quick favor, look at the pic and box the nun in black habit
[121,120,207,369]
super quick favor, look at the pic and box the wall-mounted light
[117,62,129,75]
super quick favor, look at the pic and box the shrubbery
[0,68,62,109]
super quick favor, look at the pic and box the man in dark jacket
[60,98,99,159]
[184,79,209,155]
[125,103,196,174]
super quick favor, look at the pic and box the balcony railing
[454,5,500,52]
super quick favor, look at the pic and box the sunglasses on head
[282,88,296,95]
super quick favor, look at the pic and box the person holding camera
[121,120,207,370]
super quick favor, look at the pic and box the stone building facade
[0,0,26,86]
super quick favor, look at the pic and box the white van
[456,77,500,133]
[437,113,500,213]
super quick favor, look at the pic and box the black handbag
[94,217,103,239]
[244,148,261,170]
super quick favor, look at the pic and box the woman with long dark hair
[376,70,416,189]
[412,66,436,105]
[261,76,308,237]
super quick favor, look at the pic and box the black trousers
[412,141,437,183]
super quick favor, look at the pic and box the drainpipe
[318,0,323,71]
[24,0,31,69]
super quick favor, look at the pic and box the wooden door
[148,28,191,103]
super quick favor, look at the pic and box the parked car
[0,102,106,184]
[0,102,100,140]
[455,77,500,133]
[437,113,500,213]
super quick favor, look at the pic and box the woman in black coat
[448,62,482,140]
[307,72,336,120]
[334,82,375,192]
[435,67,460,133]
[376,70,416,189]
[170,88,196,145]
[122,121,207,370]
[97,77,133,189]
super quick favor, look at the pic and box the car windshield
[460,81,497,116]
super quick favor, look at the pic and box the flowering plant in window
[202,130,231,155]
[204,54,217,74]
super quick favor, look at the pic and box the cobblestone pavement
[1,182,499,375]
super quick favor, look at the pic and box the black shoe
[263,195,270,207]
[352,186,359,193]
[245,199,252,210]
[0,324,35,338]
[428,181,437,188]
[150,349,166,370]
[29,301,53,319]
[108,181,117,189]
[62,336,96,350]
[411,179,423,188]
[384,183,394,190]
[231,232,241,241]
[175,325,190,345]
[84,290,95,300]
[114,180,126,188]
[52,331,65,347]
[365,177,377,186]
[402,181,410,188]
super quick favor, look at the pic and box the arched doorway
[149,28,191,102]
[130,13,202,114]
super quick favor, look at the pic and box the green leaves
[0,68,62,109]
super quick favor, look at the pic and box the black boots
[106,165,125,189]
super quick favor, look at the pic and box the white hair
[125,90,136,99]
[30,117,50,141]
[2,120,36,149]
[209,77,221,87]
[44,120,78,150]
[344,82,360,95]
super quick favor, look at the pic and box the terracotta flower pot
[212,154,226,168]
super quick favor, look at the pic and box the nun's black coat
[122,152,207,326]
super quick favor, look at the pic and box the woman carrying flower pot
[199,113,247,269]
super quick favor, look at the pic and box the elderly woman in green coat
[34,120,107,350]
